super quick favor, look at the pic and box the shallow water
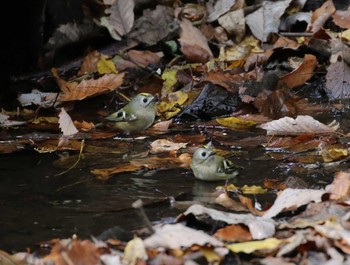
[1,118,345,253]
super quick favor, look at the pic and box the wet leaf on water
[127,50,163,68]
[216,116,257,130]
[157,91,189,119]
[149,139,187,154]
[17,89,59,108]
[0,113,26,127]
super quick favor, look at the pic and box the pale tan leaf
[325,59,350,99]
[258,115,339,136]
[78,50,101,76]
[178,18,213,63]
[106,0,134,36]
[207,0,237,23]
[218,9,245,42]
[149,139,187,154]
[58,108,79,136]
[245,0,292,42]
[123,236,148,265]
[184,204,275,239]
[143,223,224,249]
[263,188,326,218]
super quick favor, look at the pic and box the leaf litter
[4,0,350,264]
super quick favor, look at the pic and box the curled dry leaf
[258,115,339,136]
[279,54,317,89]
[52,68,125,101]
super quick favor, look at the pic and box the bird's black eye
[143,98,148,103]
[117,112,123,117]
[201,151,206,157]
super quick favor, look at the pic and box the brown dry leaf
[78,50,100,75]
[214,224,252,242]
[148,119,173,134]
[52,68,125,101]
[127,50,163,67]
[319,147,348,163]
[204,69,243,91]
[106,0,134,36]
[173,134,206,144]
[326,171,350,201]
[73,120,95,131]
[263,178,287,191]
[307,0,336,33]
[273,36,300,50]
[332,10,350,29]
[43,239,102,265]
[325,59,350,99]
[215,192,248,212]
[262,188,327,218]
[178,18,213,63]
[58,108,79,136]
[258,115,339,136]
[279,54,317,89]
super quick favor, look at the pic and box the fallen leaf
[58,108,79,136]
[214,224,252,242]
[123,236,148,265]
[307,0,336,33]
[262,188,327,218]
[279,54,317,89]
[227,238,282,254]
[106,0,134,36]
[178,18,213,63]
[216,116,257,130]
[325,59,350,99]
[258,115,339,136]
[149,139,187,154]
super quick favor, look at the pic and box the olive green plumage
[190,147,239,181]
[104,93,157,134]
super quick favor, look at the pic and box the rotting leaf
[227,238,282,254]
[216,116,257,130]
[149,139,187,154]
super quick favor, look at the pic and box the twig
[132,199,155,234]
[55,139,85,176]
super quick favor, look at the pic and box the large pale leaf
[106,0,134,36]
[246,0,292,42]
[258,115,339,136]
[207,0,236,23]
[58,108,79,136]
[325,59,350,99]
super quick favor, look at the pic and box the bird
[103,93,157,135]
[190,147,239,181]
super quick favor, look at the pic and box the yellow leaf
[123,236,148,265]
[216,117,257,130]
[216,183,239,192]
[157,91,188,119]
[227,238,282,254]
[341,29,350,41]
[320,148,348,163]
[240,185,267,194]
[97,55,118,74]
[161,69,178,96]
[201,246,222,264]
